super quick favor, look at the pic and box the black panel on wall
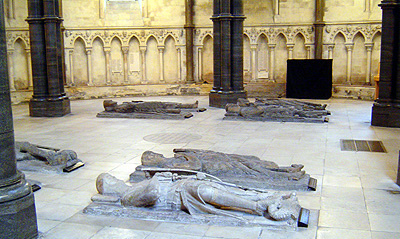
[286,59,332,99]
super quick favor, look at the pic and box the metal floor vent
[340,139,386,153]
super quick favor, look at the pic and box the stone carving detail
[224,98,330,123]
[15,141,83,172]
[86,172,308,227]
[129,148,316,191]
[97,100,206,119]
[324,23,381,44]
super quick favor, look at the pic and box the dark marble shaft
[210,0,246,108]
[0,1,38,238]
[27,0,70,116]
[371,0,400,127]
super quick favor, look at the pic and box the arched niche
[332,33,347,84]
[13,39,29,90]
[92,37,106,86]
[164,36,178,83]
[351,32,367,85]
[371,32,381,80]
[275,34,288,83]
[128,36,141,84]
[73,37,88,86]
[145,36,160,84]
[293,33,307,59]
[202,35,213,83]
[257,34,269,80]
[110,37,124,85]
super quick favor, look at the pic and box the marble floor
[11,96,400,239]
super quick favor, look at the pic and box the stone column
[287,44,294,59]
[158,46,165,83]
[268,43,276,81]
[122,46,129,84]
[25,49,33,88]
[198,47,203,82]
[250,44,257,81]
[104,47,111,84]
[86,48,93,86]
[68,49,74,85]
[210,0,247,108]
[365,43,374,85]
[314,0,325,59]
[7,50,15,91]
[327,44,334,59]
[345,43,354,84]
[177,47,182,82]
[372,0,400,127]
[27,0,70,117]
[140,46,147,84]
[0,1,38,238]
[185,0,195,83]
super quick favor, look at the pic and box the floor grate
[340,139,386,153]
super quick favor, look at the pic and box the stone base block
[371,102,400,128]
[29,97,71,117]
[209,91,247,108]
[0,192,38,239]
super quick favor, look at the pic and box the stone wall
[5,0,383,103]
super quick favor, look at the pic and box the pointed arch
[275,33,288,82]
[13,38,29,90]
[164,35,178,83]
[351,32,367,85]
[12,37,28,49]
[145,36,160,84]
[162,33,178,46]
[201,33,213,45]
[73,37,88,86]
[110,36,124,85]
[73,36,88,48]
[90,35,106,47]
[332,32,347,84]
[293,33,307,59]
[257,33,269,78]
[92,36,106,86]
[145,34,160,45]
[128,36,141,84]
[202,35,213,83]
[371,31,382,81]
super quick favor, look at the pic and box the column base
[371,102,400,127]
[29,97,71,117]
[0,191,38,239]
[209,91,247,108]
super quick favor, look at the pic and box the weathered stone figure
[103,100,200,113]
[224,98,329,123]
[15,141,81,168]
[94,172,302,223]
[130,149,315,191]
[97,100,205,119]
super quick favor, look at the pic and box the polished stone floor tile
[10,97,400,239]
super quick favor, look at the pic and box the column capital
[345,43,354,51]
[103,47,111,53]
[121,46,129,54]
[268,43,276,49]
[365,43,374,51]
[85,47,92,55]
[286,43,295,50]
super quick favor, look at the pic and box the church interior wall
[5,0,383,103]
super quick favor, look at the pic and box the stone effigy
[224,98,330,123]
[129,149,317,191]
[96,100,206,119]
[84,172,309,228]
[15,141,84,173]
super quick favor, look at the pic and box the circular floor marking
[143,133,202,144]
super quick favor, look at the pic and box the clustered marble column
[26,0,70,117]
[371,0,400,127]
[210,0,247,108]
[0,1,38,238]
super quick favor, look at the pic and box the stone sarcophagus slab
[96,100,206,120]
[129,149,317,191]
[224,98,330,123]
